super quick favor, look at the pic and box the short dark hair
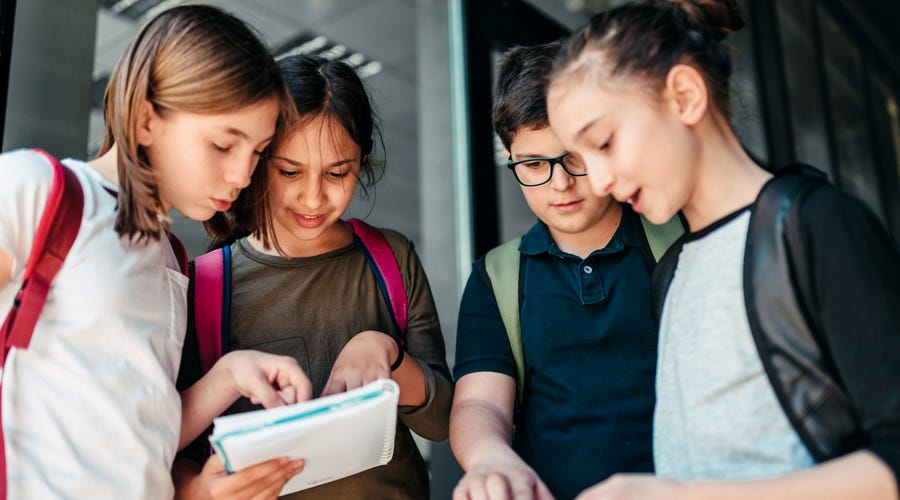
[492,41,562,151]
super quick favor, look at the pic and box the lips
[212,198,233,211]
[552,200,584,213]
[292,212,326,229]
[625,188,643,213]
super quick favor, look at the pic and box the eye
[599,135,613,151]
[522,160,546,169]
[328,171,350,179]
[565,153,585,169]
[278,169,299,178]
[212,143,232,153]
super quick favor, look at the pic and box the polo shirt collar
[518,204,642,258]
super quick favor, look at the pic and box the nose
[223,153,256,189]
[298,172,324,210]
[549,160,575,191]
[585,162,615,197]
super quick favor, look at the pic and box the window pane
[868,71,900,237]
[731,0,768,163]
[819,6,885,221]
[776,0,833,177]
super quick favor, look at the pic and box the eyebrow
[574,114,607,139]
[223,128,275,146]
[223,127,249,140]
[511,153,555,161]
[271,156,358,168]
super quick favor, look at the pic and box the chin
[644,206,678,225]
[548,217,593,235]
[180,206,216,222]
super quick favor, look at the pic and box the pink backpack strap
[1,149,84,499]
[193,248,228,373]
[346,218,408,341]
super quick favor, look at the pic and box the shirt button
[583,265,593,274]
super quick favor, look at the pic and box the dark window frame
[463,0,568,257]
[0,0,17,147]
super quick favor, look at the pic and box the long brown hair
[98,4,294,242]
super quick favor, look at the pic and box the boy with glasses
[450,42,678,499]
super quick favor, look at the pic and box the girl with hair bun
[547,1,900,499]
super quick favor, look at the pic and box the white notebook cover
[210,378,399,494]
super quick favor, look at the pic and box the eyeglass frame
[505,152,588,187]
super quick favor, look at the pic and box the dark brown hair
[216,55,385,254]
[99,4,293,242]
[551,0,745,116]
[492,41,562,151]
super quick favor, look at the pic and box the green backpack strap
[484,237,525,405]
[640,214,685,262]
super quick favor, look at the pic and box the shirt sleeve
[798,186,900,485]
[452,257,518,381]
[389,235,453,442]
[0,149,55,282]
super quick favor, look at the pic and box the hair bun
[670,0,745,41]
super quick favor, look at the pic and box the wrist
[466,441,518,468]
[211,351,241,400]
[390,340,404,371]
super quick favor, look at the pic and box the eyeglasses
[506,152,587,187]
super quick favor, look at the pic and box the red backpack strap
[1,149,84,364]
[167,232,188,276]
[1,149,83,500]
[346,219,408,342]
[192,247,229,373]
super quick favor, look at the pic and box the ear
[662,64,708,126]
[136,100,158,147]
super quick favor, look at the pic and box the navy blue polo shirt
[454,206,656,499]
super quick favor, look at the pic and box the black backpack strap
[744,165,860,461]
[649,236,685,330]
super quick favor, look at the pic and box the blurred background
[1,0,897,497]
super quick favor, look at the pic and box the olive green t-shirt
[183,229,453,499]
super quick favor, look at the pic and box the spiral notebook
[209,379,399,494]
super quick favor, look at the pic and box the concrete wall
[3,0,98,158]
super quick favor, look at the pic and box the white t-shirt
[654,209,815,480]
[0,149,186,498]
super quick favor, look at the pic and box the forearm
[0,249,12,284]
[179,361,238,450]
[680,452,897,500]
[397,358,452,441]
[172,458,205,500]
[391,347,426,406]
[450,398,515,469]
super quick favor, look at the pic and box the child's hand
[190,453,305,500]
[453,445,554,500]
[321,330,398,396]
[219,350,313,408]
[576,474,681,500]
